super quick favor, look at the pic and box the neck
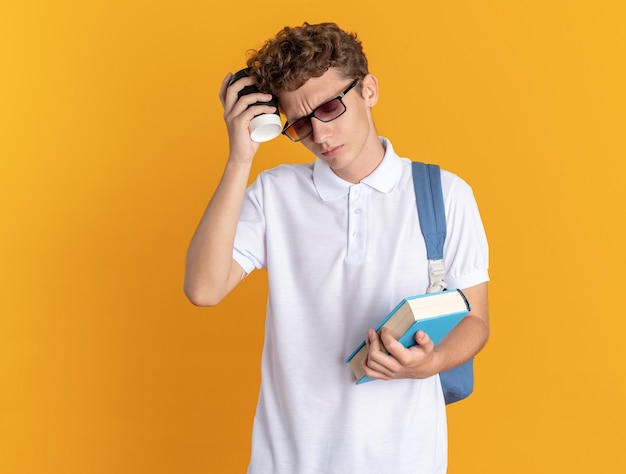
[333,137,386,184]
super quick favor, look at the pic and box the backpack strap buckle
[427,258,447,294]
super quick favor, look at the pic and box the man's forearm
[184,159,253,305]
[433,282,490,373]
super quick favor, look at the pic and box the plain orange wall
[2,1,625,473]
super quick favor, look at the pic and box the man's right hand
[219,72,278,164]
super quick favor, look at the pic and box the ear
[360,73,379,107]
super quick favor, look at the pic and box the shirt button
[354,209,361,214]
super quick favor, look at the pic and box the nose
[310,118,332,144]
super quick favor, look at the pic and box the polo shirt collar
[313,137,403,201]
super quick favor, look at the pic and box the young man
[185,22,489,474]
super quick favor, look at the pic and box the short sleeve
[441,172,490,290]
[233,177,267,274]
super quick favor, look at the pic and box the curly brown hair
[246,22,369,95]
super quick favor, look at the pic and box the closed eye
[316,99,343,120]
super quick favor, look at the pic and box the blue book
[345,289,471,384]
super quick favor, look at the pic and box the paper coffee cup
[229,67,281,143]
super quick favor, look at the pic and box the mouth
[321,145,342,159]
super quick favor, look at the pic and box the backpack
[411,162,474,404]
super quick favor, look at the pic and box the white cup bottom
[250,114,282,142]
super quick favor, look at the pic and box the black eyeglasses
[281,79,359,142]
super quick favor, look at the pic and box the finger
[366,330,400,374]
[219,72,233,106]
[227,92,276,124]
[367,329,384,352]
[380,327,409,361]
[222,75,257,115]
[379,327,397,350]
[414,330,434,352]
[363,359,391,380]
[363,350,392,380]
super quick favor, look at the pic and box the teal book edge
[345,289,471,385]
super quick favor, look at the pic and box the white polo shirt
[234,138,489,474]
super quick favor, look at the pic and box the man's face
[278,68,382,183]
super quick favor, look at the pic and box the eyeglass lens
[285,98,346,141]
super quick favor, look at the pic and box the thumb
[415,330,434,351]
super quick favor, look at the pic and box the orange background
[1,1,625,473]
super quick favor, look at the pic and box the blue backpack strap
[411,161,474,404]
[411,162,446,259]
[411,162,447,293]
